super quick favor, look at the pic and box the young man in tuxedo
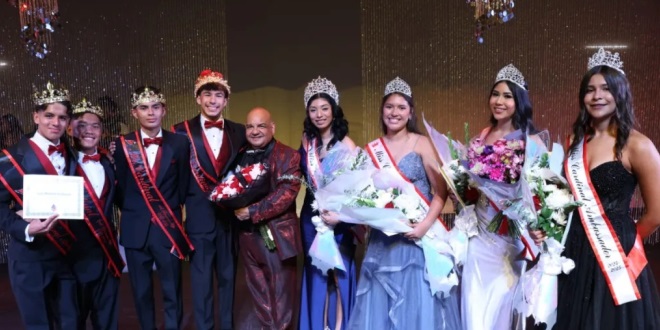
[68,99,124,330]
[172,69,246,330]
[233,107,302,330]
[0,82,79,329]
[113,86,193,330]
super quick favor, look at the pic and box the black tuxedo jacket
[172,115,246,234]
[113,130,190,249]
[0,134,78,261]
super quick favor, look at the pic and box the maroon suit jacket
[247,141,302,261]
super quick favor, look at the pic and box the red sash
[181,121,218,193]
[365,138,449,231]
[0,148,75,255]
[120,135,194,259]
[76,165,125,277]
[565,138,646,305]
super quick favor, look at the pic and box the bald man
[232,108,302,330]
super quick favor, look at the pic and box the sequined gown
[347,152,461,330]
[299,145,357,330]
[555,161,660,329]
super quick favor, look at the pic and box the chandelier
[11,0,61,59]
[467,0,515,43]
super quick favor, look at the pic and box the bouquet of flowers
[209,162,275,250]
[518,137,580,328]
[210,163,270,208]
[338,167,465,296]
[423,117,478,238]
[467,138,526,184]
[303,142,373,274]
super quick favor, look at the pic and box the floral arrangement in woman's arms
[423,117,478,238]
[525,152,581,242]
[468,137,525,184]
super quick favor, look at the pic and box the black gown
[555,161,660,329]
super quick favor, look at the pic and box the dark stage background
[0,0,659,327]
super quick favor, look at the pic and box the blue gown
[299,144,357,330]
[347,152,461,330]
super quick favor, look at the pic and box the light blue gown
[347,152,461,330]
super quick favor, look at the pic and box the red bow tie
[82,154,101,163]
[143,137,162,147]
[48,144,65,155]
[204,120,224,130]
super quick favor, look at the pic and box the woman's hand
[528,228,547,246]
[404,221,431,240]
[320,210,340,226]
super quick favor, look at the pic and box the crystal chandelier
[16,0,61,59]
[467,0,515,43]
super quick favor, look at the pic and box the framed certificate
[22,174,84,220]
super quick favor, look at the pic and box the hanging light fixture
[17,0,61,59]
[467,0,515,44]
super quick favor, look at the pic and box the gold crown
[73,98,104,119]
[130,87,166,107]
[194,69,230,96]
[32,81,70,106]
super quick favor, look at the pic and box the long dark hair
[303,93,349,150]
[568,66,635,160]
[380,92,422,135]
[489,80,537,134]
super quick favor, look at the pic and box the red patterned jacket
[247,141,302,260]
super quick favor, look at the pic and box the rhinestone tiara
[384,77,412,97]
[194,69,231,96]
[588,47,624,74]
[131,87,166,107]
[495,64,527,90]
[32,81,70,106]
[73,98,104,119]
[303,76,339,106]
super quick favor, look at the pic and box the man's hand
[235,207,250,221]
[26,214,60,236]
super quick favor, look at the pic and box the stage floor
[0,244,658,329]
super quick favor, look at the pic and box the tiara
[384,77,412,97]
[33,81,70,106]
[303,76,339,106]
[131,87,166,107]
[194,69,231,96]
[588,47,624,74]
[73,98,104,119]
[495,64,527,90]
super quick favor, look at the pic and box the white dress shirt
[25,132,66,241]
[141,129,163,170]
[78,151,105,198]
[30,131,66,175]
[201,116,224,159]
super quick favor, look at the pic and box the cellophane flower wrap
[209,162,275,250]
[517,136,581,329]
[304,141,372,274]
[423,116,479,239]
[338,166,466,297]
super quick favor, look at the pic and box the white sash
[565,138,644,305]
[366,138,449,231]
[305,138,321,190]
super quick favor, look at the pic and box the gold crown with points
[130,87,166,107]
[194,69,231,96]
[73,98,104,119]
[33,81,70,106]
